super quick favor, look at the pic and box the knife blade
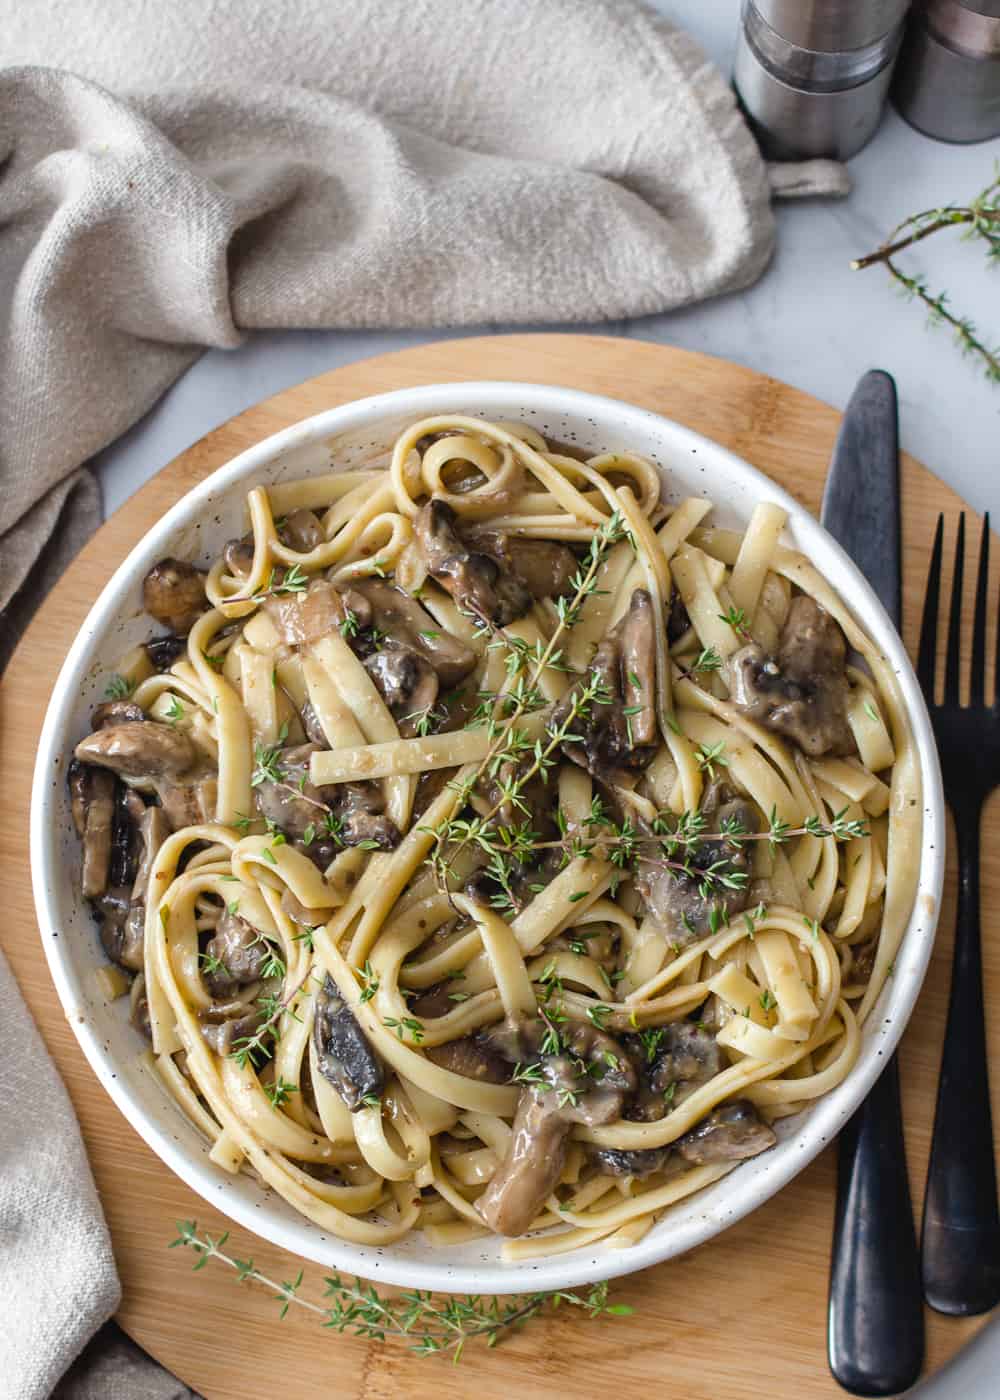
[821,370,902,629]
[822,370,924,1397]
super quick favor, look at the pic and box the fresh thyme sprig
[427,670,613,900]
[229,970,310,1069]
[104,673,135,700]
[852,169,1000,385]
[251,563,309,602]
[425,511,628,886]
[676,646,723,681]
[522,802,867,903]
[170,1222,631,1358]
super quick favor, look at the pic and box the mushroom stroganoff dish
[67,415,921,1256]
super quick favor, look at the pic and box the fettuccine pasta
[66,415,919,1256]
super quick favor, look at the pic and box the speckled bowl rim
[30,381,944,1294]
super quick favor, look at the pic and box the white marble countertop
[89,3,1000,1395]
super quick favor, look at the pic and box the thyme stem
[170,1222,631,1356]
[429,512,627,883]
[852,171,1000,385]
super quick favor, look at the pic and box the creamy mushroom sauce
[67,416,920,1255]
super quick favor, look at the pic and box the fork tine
[970,512,990,707]
[943,513,965,706]
[917,514,944,698]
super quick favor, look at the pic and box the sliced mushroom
[142,558,207,635]
[223,535,255,579]
[252,744,398,849]
[157,778,218,831]
[623,1021,724,1122]
[425,1032,512,1084]
[412,765,455,821]
[667,585,692,644]
[74,721,200,782]
[364,644,439,736]
[411,495,529,621]
[94,886,134,971]
[337,781,401,850]
[68,760,116,900]
[553,588,658,785]
[145,635,186,671]
[350,578,476,687]
[729,595,854,757]
[635,798,756,944]
[264,579,370,649]
[466,530,577,602]
[476,1090,569,1236]
[105,806,170,973]
[202,908,267,997]
[675,1100,776,1163]
[618,587,657,746]
[313,974,384,1110]
[280,508,326,553]
[649,1022,724,1095]
[477,1014,635,1236]
[129,972,152,1040]
[109,786,144,889]
[253,742,327,837]
[589,1145,674,1179]
[90,699,144,729]
[201,1007,266,1056]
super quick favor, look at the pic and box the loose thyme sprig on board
[852,168,1000,385]
[170,1222,632,1359]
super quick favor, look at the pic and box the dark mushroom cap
[145,635,187,672]
[729,596,855,757]
[68,760,116,899]
[635,797,756,942]
[142,558,207,635]
[364,644,439,736]
[675,1100,777,1164]
[414,499,530,626]
[279,508,326,553]
[202,908,267,998]
[553,587,659,785]
[351,578,476,687]
[313,974,384,1111]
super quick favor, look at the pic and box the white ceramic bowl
[31,382,944,1294]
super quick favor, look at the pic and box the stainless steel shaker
[734,0,912,159]
[893,1,1000,142]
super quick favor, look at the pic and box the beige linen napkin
[0,3,842,1395]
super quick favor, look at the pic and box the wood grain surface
[2,335,997,1399]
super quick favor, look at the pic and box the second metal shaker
[893,1,1000,142]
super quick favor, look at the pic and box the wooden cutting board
[2,335,997,1399]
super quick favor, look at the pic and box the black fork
[918,512,1000,1314]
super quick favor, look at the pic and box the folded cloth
[0,949,122,1400]
[0,3,841,1395]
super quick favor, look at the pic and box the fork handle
[922,802,1000,1315]
[828,1053,924,1396]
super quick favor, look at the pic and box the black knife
[822,371,925,1397]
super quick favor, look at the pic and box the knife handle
[828,1053,924,1396]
